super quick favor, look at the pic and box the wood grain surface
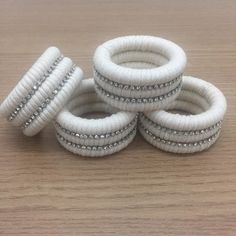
[0,0,236,235]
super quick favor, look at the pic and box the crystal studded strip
[56,127,137,152]
[95,80,182,104]
[55,114,138,139]
[140,113,222,136]
[139,123,220,148]
[8,55,64,122]
[94,67,182,91]
[21,65,76,129]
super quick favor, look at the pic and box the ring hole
[111,51,169,70]
[164,89,212,116]
[167,109,193,116]
[81,111,112,119]
[167,99,207,115]
[71,102,119,119]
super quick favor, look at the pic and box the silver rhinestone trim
[94,67,182,91]
[8,55,64,122]
[21,65,76,129]
[95,80,182,104]
[139,123,220,147]
[140,113,222,136]
[55,115,138,139]
[56,127,137,151]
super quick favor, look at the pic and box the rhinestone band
[56,127,137,152]
[95,80,182,104]
[8,55,64,122]
[21,65,76,129]
[94,68,182,91]
[55,114,138,140]
[140,113,222,136]
[139,123,220,148]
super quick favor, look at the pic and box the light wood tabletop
[0,0,236,235]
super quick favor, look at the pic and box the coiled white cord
[0,47,83,136]
[139,76,227,153]
[93,35,187,111]
[54,78,138,157]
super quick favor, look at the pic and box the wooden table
[0,0,235,235]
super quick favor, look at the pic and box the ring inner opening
[167,89,211,115]
[111,51,169,69]
[70,102,119,119]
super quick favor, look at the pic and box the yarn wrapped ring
[0,47,83,136]
[93,35,187,111]
[55,78,138,157]
[139,76,227,153]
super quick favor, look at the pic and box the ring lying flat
[139,76,227,153]
[54,78,138,157]
[93,35,186,111]
[0,47,83,136]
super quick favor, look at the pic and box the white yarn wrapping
[0,47,83,136]
[0,47,60,117]
[54,78,137,157]
[23,66,83,136]
[139,76,227,153]
[13,57,73,126]
[93,35,187,111]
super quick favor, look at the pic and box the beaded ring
[0,47,83,136]
[139,76,227,153]
[93,35,187,111]
[54,78,138,157]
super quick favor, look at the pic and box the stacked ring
[93,35,187,111]
[54,78,138,157]
[0,47,83,136]
[139,76,227,153]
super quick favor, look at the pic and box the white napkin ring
[93,35,186,111]
[55,78,138,157]
[139,76,227,153]
[0,47,83,136]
